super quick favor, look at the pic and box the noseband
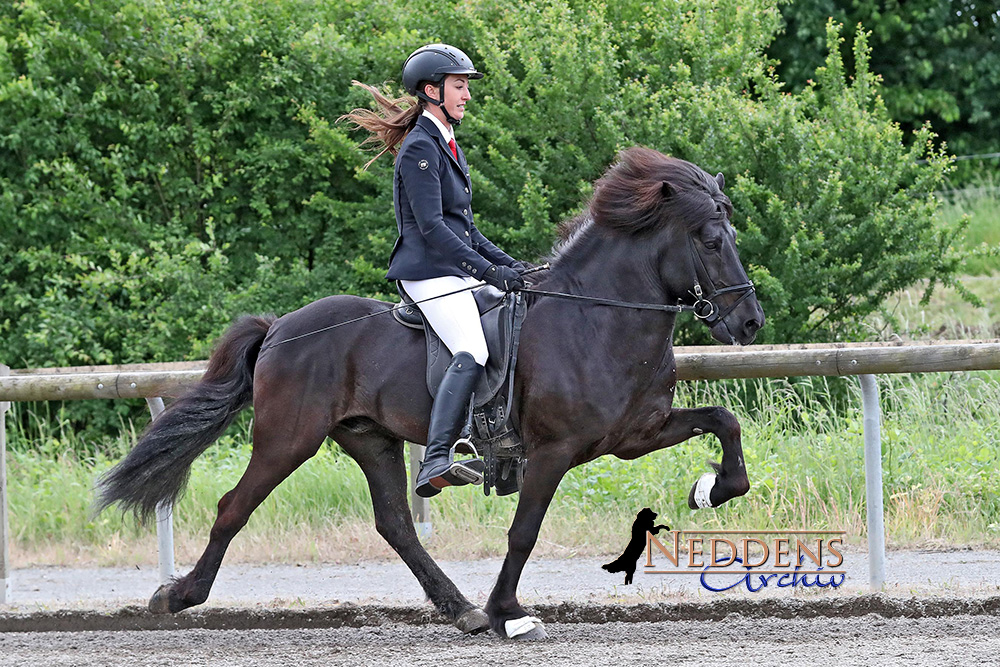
[686,234,755,327]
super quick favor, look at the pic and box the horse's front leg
[485,446,573,640]
[615,406,750,509]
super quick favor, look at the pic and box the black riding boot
[415,351,486,498]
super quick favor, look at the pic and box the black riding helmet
[402,43,483,125]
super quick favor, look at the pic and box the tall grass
[6,370,998,567]
[870,182,1000,339]
[939,175,1000,276]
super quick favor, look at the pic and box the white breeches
[400,276,489,366]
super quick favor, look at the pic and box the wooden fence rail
[1,340,998,603]
[3,341,998,401]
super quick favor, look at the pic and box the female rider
[342,44,525,498]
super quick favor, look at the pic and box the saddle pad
[396,284,524,406]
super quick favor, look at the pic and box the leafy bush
[768,0,1000,182]
[463,7,960,343]
[0,0,966,439]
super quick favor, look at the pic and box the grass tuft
[939,175,1000,276]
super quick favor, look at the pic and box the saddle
[393,283,528,496]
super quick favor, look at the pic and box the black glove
[483,264,525,292]
[509,260,529,272]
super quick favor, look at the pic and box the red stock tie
[448,138,458,161]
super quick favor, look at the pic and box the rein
[261,258,755,349]
[522,235,757,323]
[519,281,754,320]
[519,287,698,314]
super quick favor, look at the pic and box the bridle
[684,234,756,327]
[521,234,755,325]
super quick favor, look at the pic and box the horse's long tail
[96,314,276,522]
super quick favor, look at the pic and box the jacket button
[463,209,468,215]
[465,187,469,193]
[472,268,477,274]
[465,230,470,237]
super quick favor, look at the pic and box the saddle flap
[395,282,525,407]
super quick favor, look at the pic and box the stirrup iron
[446,439,484,485]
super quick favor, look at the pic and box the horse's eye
[704,239,720,250]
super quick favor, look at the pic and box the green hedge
[0,0,967,437]
[768,0,1000,181]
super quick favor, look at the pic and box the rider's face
[425,74,471,124]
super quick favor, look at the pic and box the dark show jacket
[386,114,513,281]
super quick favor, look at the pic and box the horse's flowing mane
[557,147,731,245]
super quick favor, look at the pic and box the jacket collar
[415,114,464,171]
[421,109,454,142]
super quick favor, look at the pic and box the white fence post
[860,374,886,590]
[410,444,432,540]
[1,363,10,603]
[145,397,175,584]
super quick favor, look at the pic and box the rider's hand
[483,264,525,292]
[509,260,528,272]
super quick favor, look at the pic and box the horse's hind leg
[149,416,326,614]
[334,427,489,635]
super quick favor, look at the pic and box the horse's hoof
[687,483,698,509]
[504,615,547,640]
[688,472,717,510]
[148,584,174,614]
[455,608,490,634]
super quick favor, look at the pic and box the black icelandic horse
[97,147,764,640]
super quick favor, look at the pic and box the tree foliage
[768,0,1000,177]
[0,0,966,436]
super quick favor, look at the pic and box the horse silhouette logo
[602,508,670,585]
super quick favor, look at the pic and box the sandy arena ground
[1,548,999,665]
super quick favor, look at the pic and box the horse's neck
[543,224,667,304]
[535,225,677,361]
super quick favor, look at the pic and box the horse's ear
[661,181,675,199]
[715,172,725,191]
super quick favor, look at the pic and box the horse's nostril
[745,319,761,335]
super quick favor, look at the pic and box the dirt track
[1,611,998,666]
[2,551,999,665]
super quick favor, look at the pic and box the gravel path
[1,615,998,666]
[2,548,999,665]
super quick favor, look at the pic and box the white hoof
[693,472,716,509]
[505,615,545,639]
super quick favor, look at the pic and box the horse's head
[589,147,764,345]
